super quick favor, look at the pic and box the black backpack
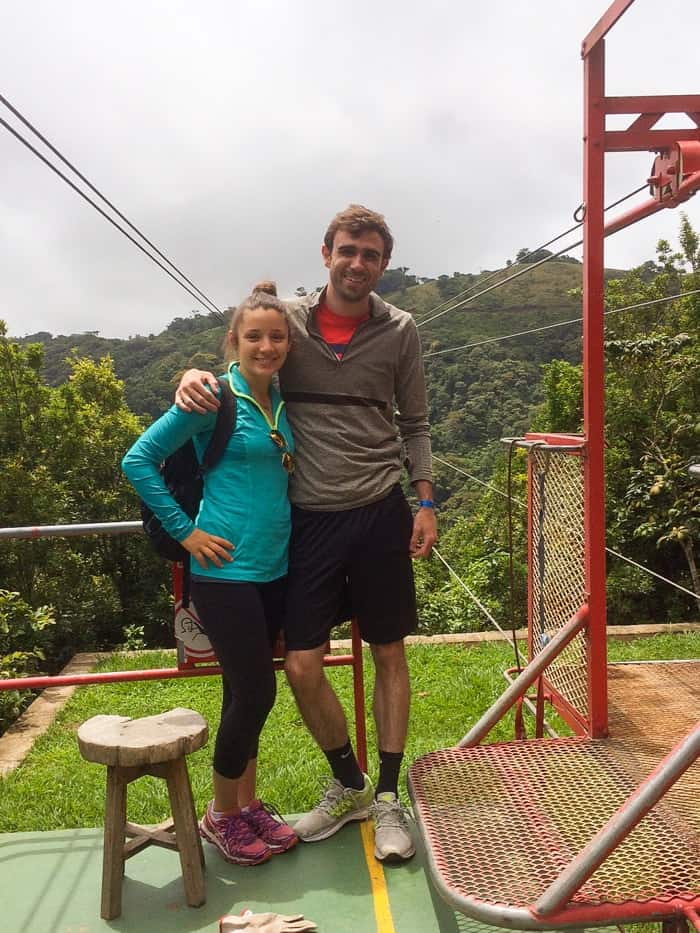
[140,377,237,603]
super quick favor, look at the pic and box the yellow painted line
[360,820,396,933]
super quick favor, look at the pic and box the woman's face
[231,306,290,381]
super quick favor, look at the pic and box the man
[176,205,437,862]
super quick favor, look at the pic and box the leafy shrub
[0,590,55,733]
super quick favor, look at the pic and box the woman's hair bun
[252,280,278,297]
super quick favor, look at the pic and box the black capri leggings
[189,577,286,780]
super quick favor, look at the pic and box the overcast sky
[2,0,699,339]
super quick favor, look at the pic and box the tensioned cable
[605,548,699,601]
[414,184,648,328]
[435,454,700,600]
[433,454,521,502]
[0,94,222,317]
[432,455,526,665]
[417,240,583,329]
[0,106,225,320]
[433,546,516,643]
[424,286,700,358]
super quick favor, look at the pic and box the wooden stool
[77,707,208,920]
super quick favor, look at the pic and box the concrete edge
[0,652,100,778]
[1,622,699,778]
[331,620,700,649]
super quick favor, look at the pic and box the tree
[606,330,699,611]
[0,325,173,669]
[531,220,700,621]
[520,248,554,264]
[374,266,418,296]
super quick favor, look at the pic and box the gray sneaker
[295,774,374,842]
[371,792,416,862]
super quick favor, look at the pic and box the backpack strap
[182,378,235,609]
[200,376,237,473]
[181,561,192,610]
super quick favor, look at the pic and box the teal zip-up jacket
[122,364,294,582]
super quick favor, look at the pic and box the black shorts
[284,485,417,650]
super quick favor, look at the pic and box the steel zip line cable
[423,286,700,359]
[0,99,224,320]
[433,547,511,638]
[417,240,583,329]
[434,455,700,601]
[414,184,648,329]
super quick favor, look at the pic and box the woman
[122,282,297,866]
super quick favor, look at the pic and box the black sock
[324,740,364,790]
[376,750,403,797]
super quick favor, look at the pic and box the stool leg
[102,765,127,920]
[165,758,206,908]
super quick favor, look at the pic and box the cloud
[1,0,698,337]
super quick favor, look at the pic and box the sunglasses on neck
[269,429,295,474]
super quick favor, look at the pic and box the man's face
[322,229,389,303]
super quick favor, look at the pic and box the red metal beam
[581,0,636,57]
[525,432,585,447]
[603,197,666,237]
[604,95,700,114]
[626,113,662,133]
[605,128,700,152]
[528,894,700,928]
[602,170,700,236]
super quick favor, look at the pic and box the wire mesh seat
[409,735,700,929]
[408,661,700,930]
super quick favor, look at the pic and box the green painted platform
[0,822,623,933]
[0,822,465,933]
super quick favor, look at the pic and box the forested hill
[2,229,697,691]
[21,258,619,426]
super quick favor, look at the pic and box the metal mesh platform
[408,661,700,928]
[608,661,700,842]
[530,447,588,723]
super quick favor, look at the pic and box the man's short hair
[323,205,394,261]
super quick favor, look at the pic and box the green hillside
[2,228,698,700]
[19,258,627,495]
[22,312,227,419]
[23,258,596,427]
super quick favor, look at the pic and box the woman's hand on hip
[181,528,235,569]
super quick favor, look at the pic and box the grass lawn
[0,632,698,833]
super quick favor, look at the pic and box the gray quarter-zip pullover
[279,288,432,510]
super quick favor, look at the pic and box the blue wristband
[418,499,435,509]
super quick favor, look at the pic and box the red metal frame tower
[580,0,700,737]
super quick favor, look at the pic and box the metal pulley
[648,140,700,204]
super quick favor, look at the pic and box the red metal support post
[582,36,609,738]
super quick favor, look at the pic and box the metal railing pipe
[533,721,700,917]
[0,521,142,540]
[0,653,357,692]
[459,605,589,747]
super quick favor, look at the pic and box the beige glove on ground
[220,912,317,932]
